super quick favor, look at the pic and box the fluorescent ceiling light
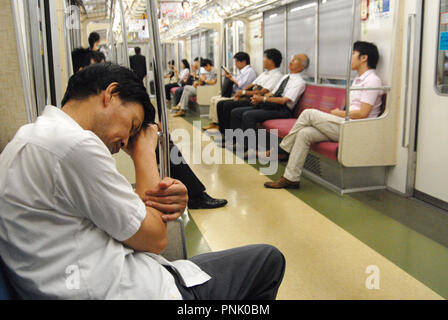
[290,3,317,13]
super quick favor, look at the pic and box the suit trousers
[156,138,206,198]
[168,244,286,300]
[280,109,344,182]
[217,99,252,134]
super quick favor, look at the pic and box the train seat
[170,87,180,95]
[261,84,345,162]
[259,84,392,194]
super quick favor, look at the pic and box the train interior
[1,0,448,300]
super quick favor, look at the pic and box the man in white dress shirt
[226,53,309,153]
[216,48,285,140]
[0,63,285,299]
[203,52,257,131]
[264,41,383,189]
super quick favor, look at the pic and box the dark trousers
[217,99,252,134]
[170,244,286,300]
[173,87,185,105]
[156,138,206,199]
[230,103,292,131]
[230,103,292,151]
[165,83,180,101]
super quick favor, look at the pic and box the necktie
[273,76,290,97]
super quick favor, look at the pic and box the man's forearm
[133,149,162,199]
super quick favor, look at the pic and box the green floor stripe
[180,114,448,299]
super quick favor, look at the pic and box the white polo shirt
[0,106,210,300]
[271,73,306,110]
[252,68,284,92]
[349,69,383,118]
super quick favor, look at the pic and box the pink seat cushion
[170,87,180,95]
[310,141,339,161]
[261,119,297,139]
[260,84,346,161]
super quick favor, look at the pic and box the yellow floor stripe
[114,114,442,300]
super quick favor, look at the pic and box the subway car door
[414,0,448,209]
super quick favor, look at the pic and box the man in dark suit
[130,47,147,82]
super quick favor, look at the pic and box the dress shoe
[171,105,181,111]
[173,110,186,117]
[264,177,300,189]
[188,192,228,209]
[202,123,220,131]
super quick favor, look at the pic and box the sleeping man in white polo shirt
[0,63,285,299]
[263,41,384,190]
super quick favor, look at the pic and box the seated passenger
[164,60,176,82]
[172,57,201,108]
[71,51,226,209]
[216,48,284,139]
[0,63,285,299]
[223,54,309,154]
[165,59,191,105]
[202,52,257,131]
[263,41,383,189]
[173,58,217,117]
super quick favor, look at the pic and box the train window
[263,6,287,73]
[318,0,360,80]
[436,0,448,94]
[287,1,317,80]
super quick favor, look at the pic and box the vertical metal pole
[284,6,288,74]
[118,0,130,68]
[63,0,74,77]
[146,0,170,178]
[315,1,319,84]
[345,0,357,121]
[108,0,115,63]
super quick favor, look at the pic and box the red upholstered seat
[170,87,180,95]
[310,141,339,161]
[190,96,197,103]
[259,84,346,161]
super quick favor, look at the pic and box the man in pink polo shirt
[263,41,383,189]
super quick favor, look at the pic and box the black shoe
[188,192,228,209]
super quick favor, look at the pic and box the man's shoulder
[24,117,102,160]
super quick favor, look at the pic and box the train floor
[113,110,448,300]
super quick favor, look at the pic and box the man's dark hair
[200,58,213,67]
[88,32,100,49]
[168,60,175,66]
[194,57,200,62]
[353,41,380,69]
[233,52,250,65]
[264,48,283,68]
[61,63,155,124]
[181,59,190,70]
[134,47,141,55]
[92,50,106,63]
[71,48,94,73]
